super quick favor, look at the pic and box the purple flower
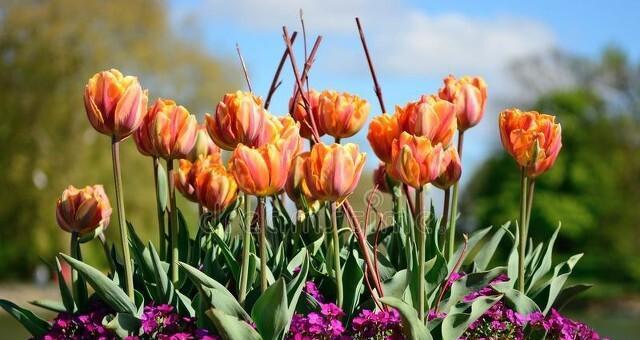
[304,281,325,303]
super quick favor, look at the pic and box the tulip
[395,95,457,147]
[174,155,223,202]
[373,163,398,194]
[303,143,366,203]
[143,99,198,160]
[290,89,324,139]
[56,185,112,235]
[433,147,462,190]
[84,69,148,141]
[498,108,562,178]
[285,152,315,206]
[387,132,448,188]
[318,90,370,139]
[206,91,269,150]
[367,113,400,163]
[195,164,238,213]
[186,125,222,162]
[438,75,487,131]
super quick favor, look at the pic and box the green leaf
[342,250,365,318]
[149,242,174,303]
[211,232,240,283]
[59,253,136,314]
[206,308,262,340]
[0,299,50,337]
[103,312,141,338]
[55,257,76,313]
[286,250,309,319]
[128,222,155,282]
[251,278,289,340]
[177,209,191,264]
[445,267,506,310]
[383,269,409,299]
[535,253,583,314]
[473,223,509,271]
[552,283,592,311]
[448,225,492,271]
[492,283,540,314]
[156,161,168,210]
[528,225,561,293]
[29,299,66,313]
[441,295,501,340]
[380,296,432,340]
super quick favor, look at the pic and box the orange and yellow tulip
[194,164,238,213]
[318,90,370,139]
[367,113,400,163]
[303,143,366,202]
[206,91,269,150]
[438,75,487,131]
[290,89,324,139]
[174,155,223,202]
[387,132,448,188]
[285,152,316,207]
[84,69,148,141]
[395,95,457,147]
[141,99,198,160]
[56,185,112,235]
[186,125,222,162]
[433,147,462,190]
[499,108,562,178]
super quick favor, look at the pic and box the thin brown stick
[363,185,380,235]
[235,43,253,92]
[434,234,469,313]
[265,32,298,110]
[355,17,387,113]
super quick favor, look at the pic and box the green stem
[518,167,528,292]
[258,197,268,292]
[167,159,179,285]
[152,157,166,260]
[415,186,426,321]
[70,232,80,302]
[331,202,344,307]
[441,188,451,255]
[525,179,536,238]
[111,138,134,300]
[239,194,252,305]
[448,131,464,260]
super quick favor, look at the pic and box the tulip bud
[318,90,370,139]
[194,164,238,213]
[206,91,269,150]
[303,143,366,203]
[433,147,462,189]
[285,152,317,207]
[367,113,400,163]
[395,95,457,147]
[438,75,487,132]
[175,155,223,202]
[290,89,324,139]
[387,132,448,188]
[56,185,112,235]
[499,108,562,178]
[186,125,222,162]
[84,69,148,141]
[145,99,198,160]
[373,163,398,194]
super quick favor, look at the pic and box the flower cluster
[125,304,219,340]
[288,303,346,340]
[42,301,114,340]
[529,309,604,340]
[351,308,403,340]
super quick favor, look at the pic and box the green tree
[0,0,236,278]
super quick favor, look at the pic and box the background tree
[0,0,237,278]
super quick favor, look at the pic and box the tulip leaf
[156,161,168,211]
[148,242,174,303]
[103,312,141,338]
[448,225,493,271]
[534,253,583,314]
[59,253,136,314]
[251,278,289,340]
[473,223,509,271]
[551,283,593,311]
[211,231,240,284]
[206,308,262,340]
[527,225,561,293]
[380,296,432,340]
[29,299,66,313]
[382,269,409,299]
[445,267,506,310]
[286,250,309,319]
[342,250,365,318]
[55,257,76,313]
[0,299,50,337]
[441,295,502,340]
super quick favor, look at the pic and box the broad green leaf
[492,283,540,314]
[156,161,168,210]
[342,250,365,317]
[206,308,262,340]
[55,257,76,313]
[380,296,432,340]
[103,312,141,338]
[383,269,409,299]
[506,223,520,289]
[527,225,561,293]
[286,250,309,321]
[251,278,289,340]
[59,253,136,314]
[441,295,501,340]
[0,299,50,336]
[149,242,173,303]
[473,223,509,271]
[448,225,493,271]
[535,253,583,314]
[445,267,506,310]
[128,222,155,282]
[552,283,592,311]
[30,299,66,313]
[211,232,240,283]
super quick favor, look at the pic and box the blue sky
[168,0,640,179]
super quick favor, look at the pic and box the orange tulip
[84,69,148,141]
[433,147,462,189]
[499,108,562,178]
[194,164,238,213]
[285,152,316,207]
[303,143,366,202]
[141,99,198,160]
[367,113,400,163]
[56,185,112,235]
[373,163,398,194]
[387,132,448,188]
[395,95,457,147]
[290,89,324,139]
[174,155,223,202]
[318,90,370,139]
[206,91,269,150]
[438,75,487,131]
[186,125,222,162]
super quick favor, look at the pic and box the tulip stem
[415,186,426,321]
[441,188,451,254]
[166,159,179,285]
[518,167,528,292]
[70,232,85,306]
[258,197,268,292]
[152,157,166,260]
[239,194,252,305]
[525,179,536,237]
[448,131,464,260]
[331,202,344,307]
[111,138,134,301]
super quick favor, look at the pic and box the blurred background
[1,0,638,338]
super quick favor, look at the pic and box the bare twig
[363,185,380,235]
[355,17,387,113]
[265,32,298,110]
[235,43,253,92]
